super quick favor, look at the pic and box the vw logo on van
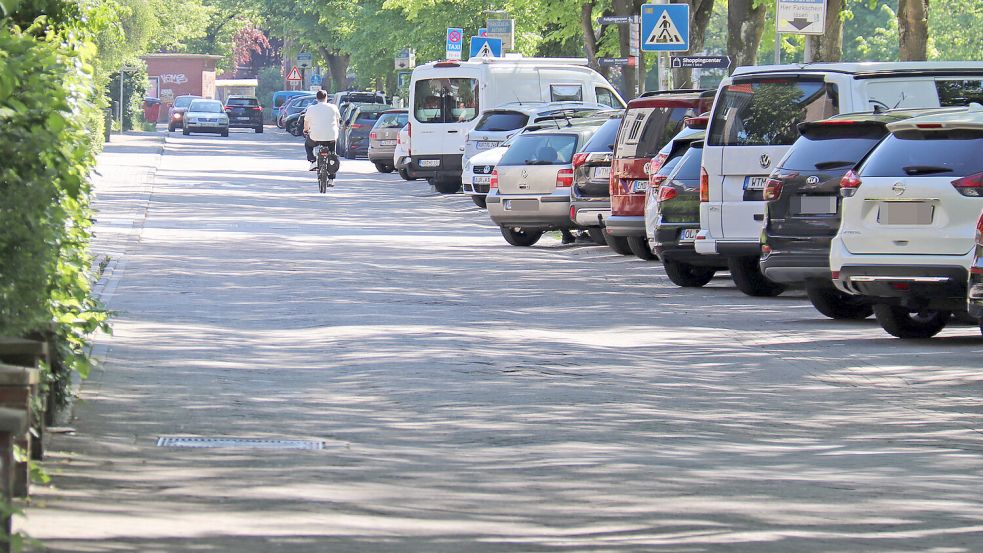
[892,182,906,196]
[806,176,820,185]
[759,154,771,169]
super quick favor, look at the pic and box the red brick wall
[144,56,220,121]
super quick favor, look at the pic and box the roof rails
[639,88,706,98]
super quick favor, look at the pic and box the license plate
[419,159,440,167]
[236,117,250,121]
[794,195,837,215]
[679,228,700,242]
[744,176,767,191]
[592,166,610,180]
[473,176,491,185]
[632,180,648,193]
[380,140,397,146]
[503,199,538,211]
[878,202,934,225]
[477,141,499,149]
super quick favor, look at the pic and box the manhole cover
[156,437,325,450]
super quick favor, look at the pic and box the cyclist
[303,90,341,178]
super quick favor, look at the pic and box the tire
[727,255,785,297]
[663,260,715,287]
[979,317,983,337]
[377,164,395,174]
[471,195,487,209]
[168,124,174,133]
[346,148,356,160]
[627,235,657,260]
[872,304,950,339]
[500,226,543,247]
[433,178,461,194]
[255,126,263,134]
[221,130,229,137]
[398,168,414,181]
[602,234,633,255]
[805,283,873,320]
[587,228,607,245]
[182,128,190,136]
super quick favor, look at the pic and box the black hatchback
[224,95,264,133]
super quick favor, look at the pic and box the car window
[858,129,983,178]
[551,84,583,102]
[226,97,258,107]
[935,79,983,106]
[174,97,197,108]
[616,106,693,159]
[670,144,704,181]
[580,117,622,153]
[357,111,384,122]
[499,134,579,166]
[708,80,839,146]
[376,113,407,129]
[781,124,887,171]
[414,78,479,123]
[342,93,385,104]
[595,87,622,108]
[189,101,222,113]
[474,111,528,131]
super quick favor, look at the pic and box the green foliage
[108,62,148,131]
[255,65,283,109]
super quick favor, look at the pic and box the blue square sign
[641,4,690,52]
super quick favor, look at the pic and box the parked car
[698,62,983,296]
[368,109,408,173]
[969,210,983,335]
[167,95,201,132]
[272,90,309,121]
[182,99,229,137]
[344,104,392,160]
[337,102,385,155]
[223,95,264,133]
[606,90,712,258]
[830,108,983,338]
[331,90,387,107]
[486,122,603,246]
[568,111,624,234]
[277,94,316,128]
[394,124,418,181]
[284,111,305,137]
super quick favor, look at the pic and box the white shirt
[305,101,340,141]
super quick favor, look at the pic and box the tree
[898,0,928,61]
[812,0,845,61]
[727,0,767,70]
[672,0,715,88]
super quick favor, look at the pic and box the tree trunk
[581,2,611,79]
[321,50,350,92]
[671,0,715,88]
[727,0,767,71]
[613,0,636,97]
[898,0,929,61]
[812,0,845,62]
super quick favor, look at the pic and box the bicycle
[316,144,340,193]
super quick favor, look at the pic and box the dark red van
[605,90,713,256]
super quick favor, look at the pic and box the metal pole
[774,33,781,65]
[119,69,124,122]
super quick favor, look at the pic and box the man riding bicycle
[304,90,341,180]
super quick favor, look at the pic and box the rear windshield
[342,93,384,104]
[580,117,622,153]
[376,112,408,129]
[859,130,983,178]
[781,124,887,171]
[174,96,197,108]
[708,80,839,146]
[499,134,579,166]
[414,78,479,123]
[615,106,693,159]
[356,111,384,122]
[474,111,528,131]
[671,144,704,181]
[226,97,258,107]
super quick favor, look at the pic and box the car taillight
[490,170,498,189]
[569,206,577,221]
[649,174,667,190]
[369,132,377,140]
[699,167,709,202]
[253,106,263,111]
[351,123,364,129]
[572,153,589,168]
[976,211,983,247]
[657,186,677,202]
[763,177,783,201]
[556,168,574,187]
[650,153,668,174]
[952,171,983,197]
[224,107,232,112]
[840,170,862,198]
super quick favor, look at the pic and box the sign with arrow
[640,4,690,52]
[777,0,826,35]
[596,15,632,25]
[670,55,732,69]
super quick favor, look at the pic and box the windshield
[226,97,258,107]
[414,78,479,123]
[189,101,223,113]
[671,144,704,181]
[474,111,528,132]
[708,80,839,146]
[174,96,197,108]
[499,134,578,166]
[580,117,622,153]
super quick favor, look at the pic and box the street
[21,128,983,552]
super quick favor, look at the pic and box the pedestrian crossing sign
[641,4,690,52]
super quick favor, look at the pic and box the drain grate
[156,437,325,450]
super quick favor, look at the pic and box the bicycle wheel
[317,156,328,193]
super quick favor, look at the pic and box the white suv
[830,107,983,338]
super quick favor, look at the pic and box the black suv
[224,96,264,133]
[569,112,623,242]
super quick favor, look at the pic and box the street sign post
[485,19,514,51]
[777,0,827,35]
[395,48,416,70]
[446,28,463,60]
[469,37,503,58]
[670,55,731,69]
[297,52,312,68]
[640,4,690,52]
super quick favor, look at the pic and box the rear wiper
[814,160,854,170]
[903,165,952,175]
[525,160,553,165]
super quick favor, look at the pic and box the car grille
[472,165,495,175]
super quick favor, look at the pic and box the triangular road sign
[646,10,684,46]
[286,66,302,81]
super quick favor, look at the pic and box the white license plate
[504,199,538,211]
[632,180,648,193]
[679,228,700,242]
[236,117,250,121]
[744,176,767,191]
[878,202,934,225]
[380,140,397,146]
[795,195,837,215]
[419,159,440,167]
[592,166,611,180]
[473,176,491,184]
[477,141,499,149]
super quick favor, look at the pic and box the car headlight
[173,113,182,119]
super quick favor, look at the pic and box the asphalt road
[21,127,983,552]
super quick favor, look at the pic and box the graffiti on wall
[160,73,189,85]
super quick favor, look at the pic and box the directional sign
[297,52,312,68]
[597,15,632,25]
[469,37,503,58]
[777,0,826,35]
[486,19,514,50]
[285,66,302,82]
[670,55,732,69]
[446,28,464,60]
[641,4,690,52]
[598,57,637,67]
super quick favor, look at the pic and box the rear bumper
[368,147,396,162]
[409,154,463,181]
[228,119,262,128]
[605,215,645,237]
[487,190,576,229]
[653,224,727,266]
[693,230,760,257]
[834,263,970,310]
[970,264,983,318]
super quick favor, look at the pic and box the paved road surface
[21,129,983,552]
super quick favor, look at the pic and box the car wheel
[663,260,715,288]
[380,165,394,174]
[471,195,487,209]
[346,148,356,160]
[221,130,229,137]
[500,226,543,247]
[398,168,414,181]
[182,128,190,136]
[432,178,461,194]
[805,283,873,320]
[168,125,174,132]
[872,304,950,339]
[586,228,607,245]
[255,126,263,134]
[727,255,785,297]
[627,235,657,260]
[979,317,983,337]
[602,234,633,255]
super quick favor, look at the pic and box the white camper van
[407,57,624,193]
[696,62,983,296]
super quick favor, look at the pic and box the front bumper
[604,215,645,237]
[487,189,576,229]
[186,124,228,133]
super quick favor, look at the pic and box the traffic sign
[598,57,636,67]
[777,0,826,35]
[641,4,690,52]
[470,37,503,58]
[478,28,487,37]
[597,15,632,25]
[297,52,312,68]
[397,70,412,88]
[286,66,302,82]
[310,73,323,86]
[486,19,514,50]
[395,48,416,69]
[446,27,464,60]
[670,55,731,69]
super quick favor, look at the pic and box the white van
[407,57,624,193]
[696,62,983,295]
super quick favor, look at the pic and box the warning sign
[286,66,302,82]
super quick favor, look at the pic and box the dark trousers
[305,138,336,162]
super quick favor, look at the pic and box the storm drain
[156,437,325,450]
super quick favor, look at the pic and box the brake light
[763,177,783,201]
[649,153,668,174]
[976,211,983,247]
[916,123,944,129]
[556,168,574,188]
[761,244,772,255]
[952,171,983,197]
[490,170,498,189]
[649,174,668,190]
[253,106,263,111]
[569,206,577,221]
[434,62,461,68]
[840,170,862,198]
[351,123,365,129]
[699,167,709,202]
[224,107,232,112]
[816,119,857,126]
[657,186,677,202]
[684,116,709,129]
[370,132,377,140]
[572,152,589,168]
